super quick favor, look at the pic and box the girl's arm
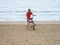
[31,12,36,16]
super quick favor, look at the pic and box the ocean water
[0,10,60,21]
[0,0,60,21]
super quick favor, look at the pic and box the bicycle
[29,15,36,30]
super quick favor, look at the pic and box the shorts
[27,18,30,22]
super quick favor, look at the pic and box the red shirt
[26,12,32,19]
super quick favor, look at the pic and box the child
[26,9,33,30]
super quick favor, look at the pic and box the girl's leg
[27,22,29,29]
[27,19,30,30]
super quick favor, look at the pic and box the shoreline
[0,21,60,24]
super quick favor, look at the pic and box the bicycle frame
[29,15,36,30]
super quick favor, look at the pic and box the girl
[26,9,33,30]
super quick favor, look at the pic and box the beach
[0,21,60,45]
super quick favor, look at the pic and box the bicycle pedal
[31,26,33,27]
[34,24,36,26]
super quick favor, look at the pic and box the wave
[0,10,60,13]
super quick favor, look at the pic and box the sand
[0,21,60,24]
[0,22,60,45]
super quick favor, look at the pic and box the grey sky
[0,0,60,10]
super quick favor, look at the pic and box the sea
[0,0,60,21]
[0,10,60,21]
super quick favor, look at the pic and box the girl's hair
[28,9,31,11]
